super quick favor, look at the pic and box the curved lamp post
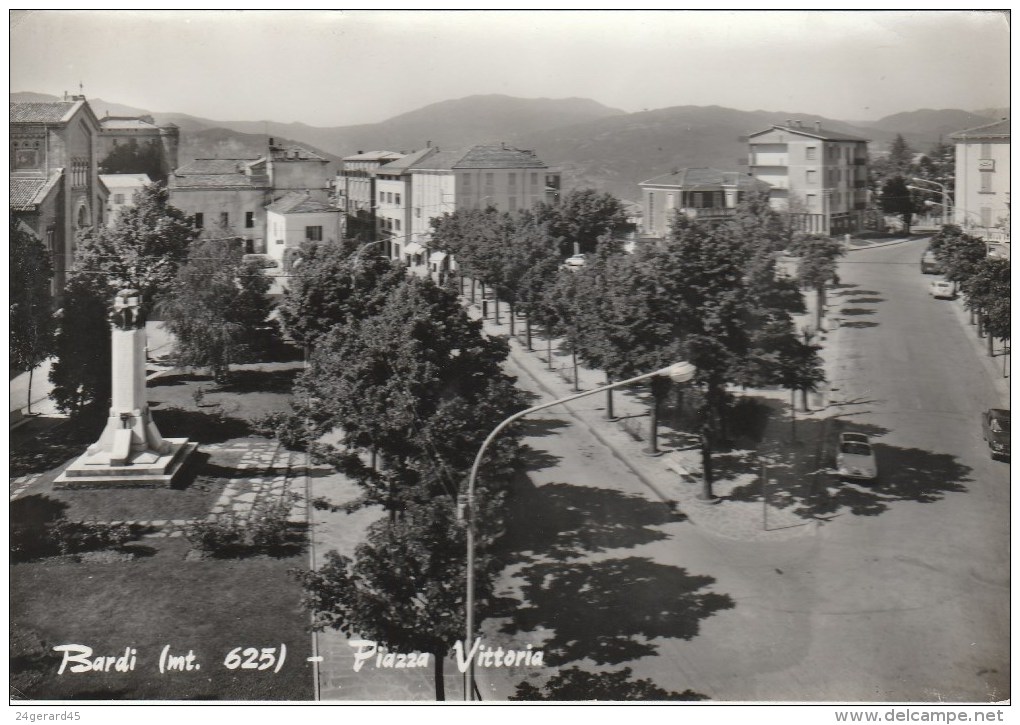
[909,178,953,224]
[461,361,696,700]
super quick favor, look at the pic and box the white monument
[55,289,197,488]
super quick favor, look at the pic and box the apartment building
[639,167,771,238]
[950,119,1010,241]
[747,120,870,235]
[334,150,405,242]
[452,144,561,213]
[100,173,150,227]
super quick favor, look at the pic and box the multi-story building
[10,95,106,297]
[747,120,870,235]
[408,149,459,272]
[639,167,771,238]
[265,191,343,295]
[100,173,151,227]
[167,157,272,251]
[98,113,179,182]
[267,138,333,204]
[950,119,1010,241]
[452,144,561,213]
[334,150,405,243]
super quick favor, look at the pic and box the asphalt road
[482,237,1009,702]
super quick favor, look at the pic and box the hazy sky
[10,10,1010,127]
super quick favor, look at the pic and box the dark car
[981,409,1010,459]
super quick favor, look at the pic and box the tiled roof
[453,144,548,169]
[10,101,79,124]
[100,118,158,130]
[750,124,870,143]
[175,158,262,174]
[271,145,328,162]
[10,172,61,211]
[100,173,151,188]
[266,192,337,214]
[950,118,1010,140]
[342,150,404,162]
[409,149,463,171]
[374,147,437,173]
[640,167,771,191]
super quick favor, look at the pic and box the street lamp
[909,177,953,224]
[461,361,696,700]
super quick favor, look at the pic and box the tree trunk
[987,319,995,357]
[470,278,476,304]
[816,284,826,331]
[605,374,616,421]
[547,333,553,371]
[26,364,34,415]
[699,429,715,502]
[494,296,501,325]
[801,387,810,412]
[525,317,533,351]
[434,652,445,701]
[790,388,797,442]
[645,378,666,456]
[572,350,579,392]
[977,311,985,338]
[508,303,515,336]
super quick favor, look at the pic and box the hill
[862,108,1001,147]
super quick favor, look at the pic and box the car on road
[981,409,1010,459]
[920,249,941,274]
[928,279,955,299]
[836,432,878,481]
[563,254,586,270]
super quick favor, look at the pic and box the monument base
[54,439,198,489]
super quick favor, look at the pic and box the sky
[9,9,1011,127]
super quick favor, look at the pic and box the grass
[10,538,313,701]
[10,358,314,701]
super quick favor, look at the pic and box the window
[220,212,229,228]
[113,193,125,204]
[508,173,516,187]
[395,193,401,205]
[980,172,993,193]
[245,212,254,228]
[806,146,817,160]
[648,193,654,225]
[415,207,421,218]
[806,170,817,184]
[667,193,675,209]
[194,212,204,229]
[395,219,401,231]
[306,226,323,241]
[379,191,385,203]
[806,194,816,209]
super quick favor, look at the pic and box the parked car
[563,254,586,270]
[920,249,941,274]
[928,279,955,299]
[836,432,877,481]
[981,409,1010,459]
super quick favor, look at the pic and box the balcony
[683,207,735,220]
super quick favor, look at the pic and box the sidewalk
[461,291,836,544]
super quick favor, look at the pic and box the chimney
[427,140,432,148]
[815,121,821,132]
[269,137,275,146]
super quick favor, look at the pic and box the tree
[99,138,165,182]
[278,239,406,350]
[886,134,916,176]
[161,238,274,382]
[295,276,525,518]
[878,176,918,233]
[929,225,987,285]
[531,188,631,257]
[914,140,955,205]
[72,183,196,317]
[296,501,491,701]
[10,220,55,414]
[788,234,844,330]
[511,666,707,701]
[48,273,112,418]
[961,257,1010,356]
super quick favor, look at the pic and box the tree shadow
[844,297,885,305]
[722,416,972,519]
[836,288,881,297]
[216,368,300,395]
[149,372,210,387]
[839,307,876,316]
[150,407,252,444]
[841,320,880,329]
[497,481,675,563]
[498,557,734,665]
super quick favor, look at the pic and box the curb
[845,236,925,252]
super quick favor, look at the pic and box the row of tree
[927,225,1010,355]
[429,189,838,497]
[875,133,956,233]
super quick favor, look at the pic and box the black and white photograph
[8,9,1010,714]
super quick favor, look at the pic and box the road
[479,237,1009,702]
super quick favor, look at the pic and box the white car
[836,432,877,481]
[563,254,586,270]
[929,279,955,299]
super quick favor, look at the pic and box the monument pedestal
[55,289,196,489]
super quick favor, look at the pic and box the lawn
[10,359,315,701]
[10,538,314,700]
